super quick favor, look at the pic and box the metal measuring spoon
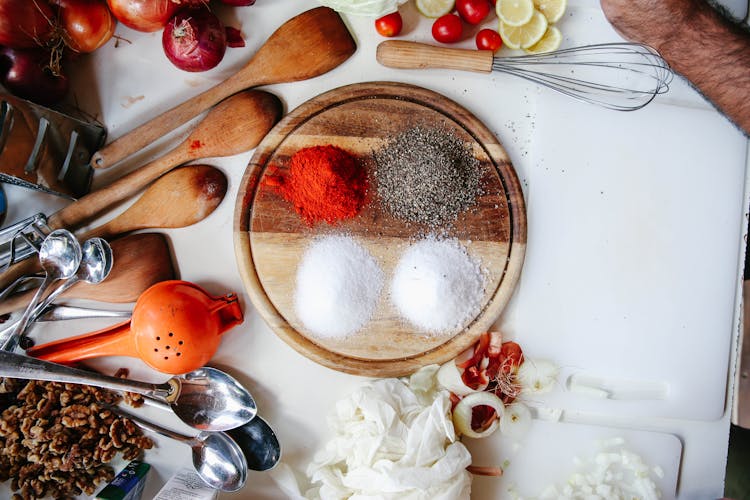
[105,404,247,492]
[226,415,281,471]
[0,351,257,431]
[14,238,113,348]
[0,230,81,352]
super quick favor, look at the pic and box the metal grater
[0,94,106,199]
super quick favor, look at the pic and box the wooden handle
[90,77,245,169]
[48,152,180,231]
[376,40,494,73]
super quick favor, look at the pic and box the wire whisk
[377,40,674,111]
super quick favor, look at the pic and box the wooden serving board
[234,82,526,376]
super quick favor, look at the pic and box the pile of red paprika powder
[266,145,368,225]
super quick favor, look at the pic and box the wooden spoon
[78,165,227,241]
[50,90,281,232]
[90,6,355,169]
[0,233,175,315]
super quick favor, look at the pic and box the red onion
[162,8,227,72]
[0,0,56,49]
[0,46,69,105]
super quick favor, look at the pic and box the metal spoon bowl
[193,431,248,491]
[226,415,281,471]
[172,367,258,431]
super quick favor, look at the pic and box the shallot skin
[162,8,227,72]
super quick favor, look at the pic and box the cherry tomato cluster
[375,0,503,53]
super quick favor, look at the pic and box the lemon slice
[534,0,566,23]
[496,0,534,27]
[498,10,548,49]
[525,26,562,53]
[415,0,455,18]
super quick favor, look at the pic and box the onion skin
[219,0,256,5]
[0,46,68,106]
[162,8,226,72]
[0,0,56,49]
[106,0,179,32]
[53,0,117,53]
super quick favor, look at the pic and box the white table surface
[2,0,749,498]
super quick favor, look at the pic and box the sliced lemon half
[416,0,455,18]
[498,9,548,49]
[525,25,562,53]
[496,0,534,27]
[534,0,566,23]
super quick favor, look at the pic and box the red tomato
[456,0,491,25]
[106,0,179,32]
[431,14,463,43]
[475,28,502,52]
[53,0,117,53]
[375,11,402,37]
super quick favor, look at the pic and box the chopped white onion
[499,402,531,440]
[452,392,504,439]
[437,361,485,396]
[517,359,559,394]
[531,441,663,500]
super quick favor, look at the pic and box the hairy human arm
[601,0,750,135]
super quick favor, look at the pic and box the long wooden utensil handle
[376,40,494,73]
[90,76,246,170]
[48,153,179,230]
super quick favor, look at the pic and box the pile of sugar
[391,238,485,334]
[294,235,383,338]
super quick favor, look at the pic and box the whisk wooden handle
[376,40,493,73]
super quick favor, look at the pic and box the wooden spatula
[91,6,356,169]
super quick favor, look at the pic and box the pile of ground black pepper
[372,126,481,227]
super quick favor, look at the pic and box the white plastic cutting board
[467,420,682,498]
[500,91,748,421]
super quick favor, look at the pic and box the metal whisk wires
[491,43,674,111]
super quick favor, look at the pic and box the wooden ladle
[90,6,355,169]
[0,232,175,315]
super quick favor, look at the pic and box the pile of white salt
[294,235,383,338]
[391,237,485,334]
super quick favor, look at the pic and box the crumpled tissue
[271,365,472,500]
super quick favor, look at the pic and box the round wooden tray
[234,82,526,377]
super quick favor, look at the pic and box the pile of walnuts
[0,377,154,500]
